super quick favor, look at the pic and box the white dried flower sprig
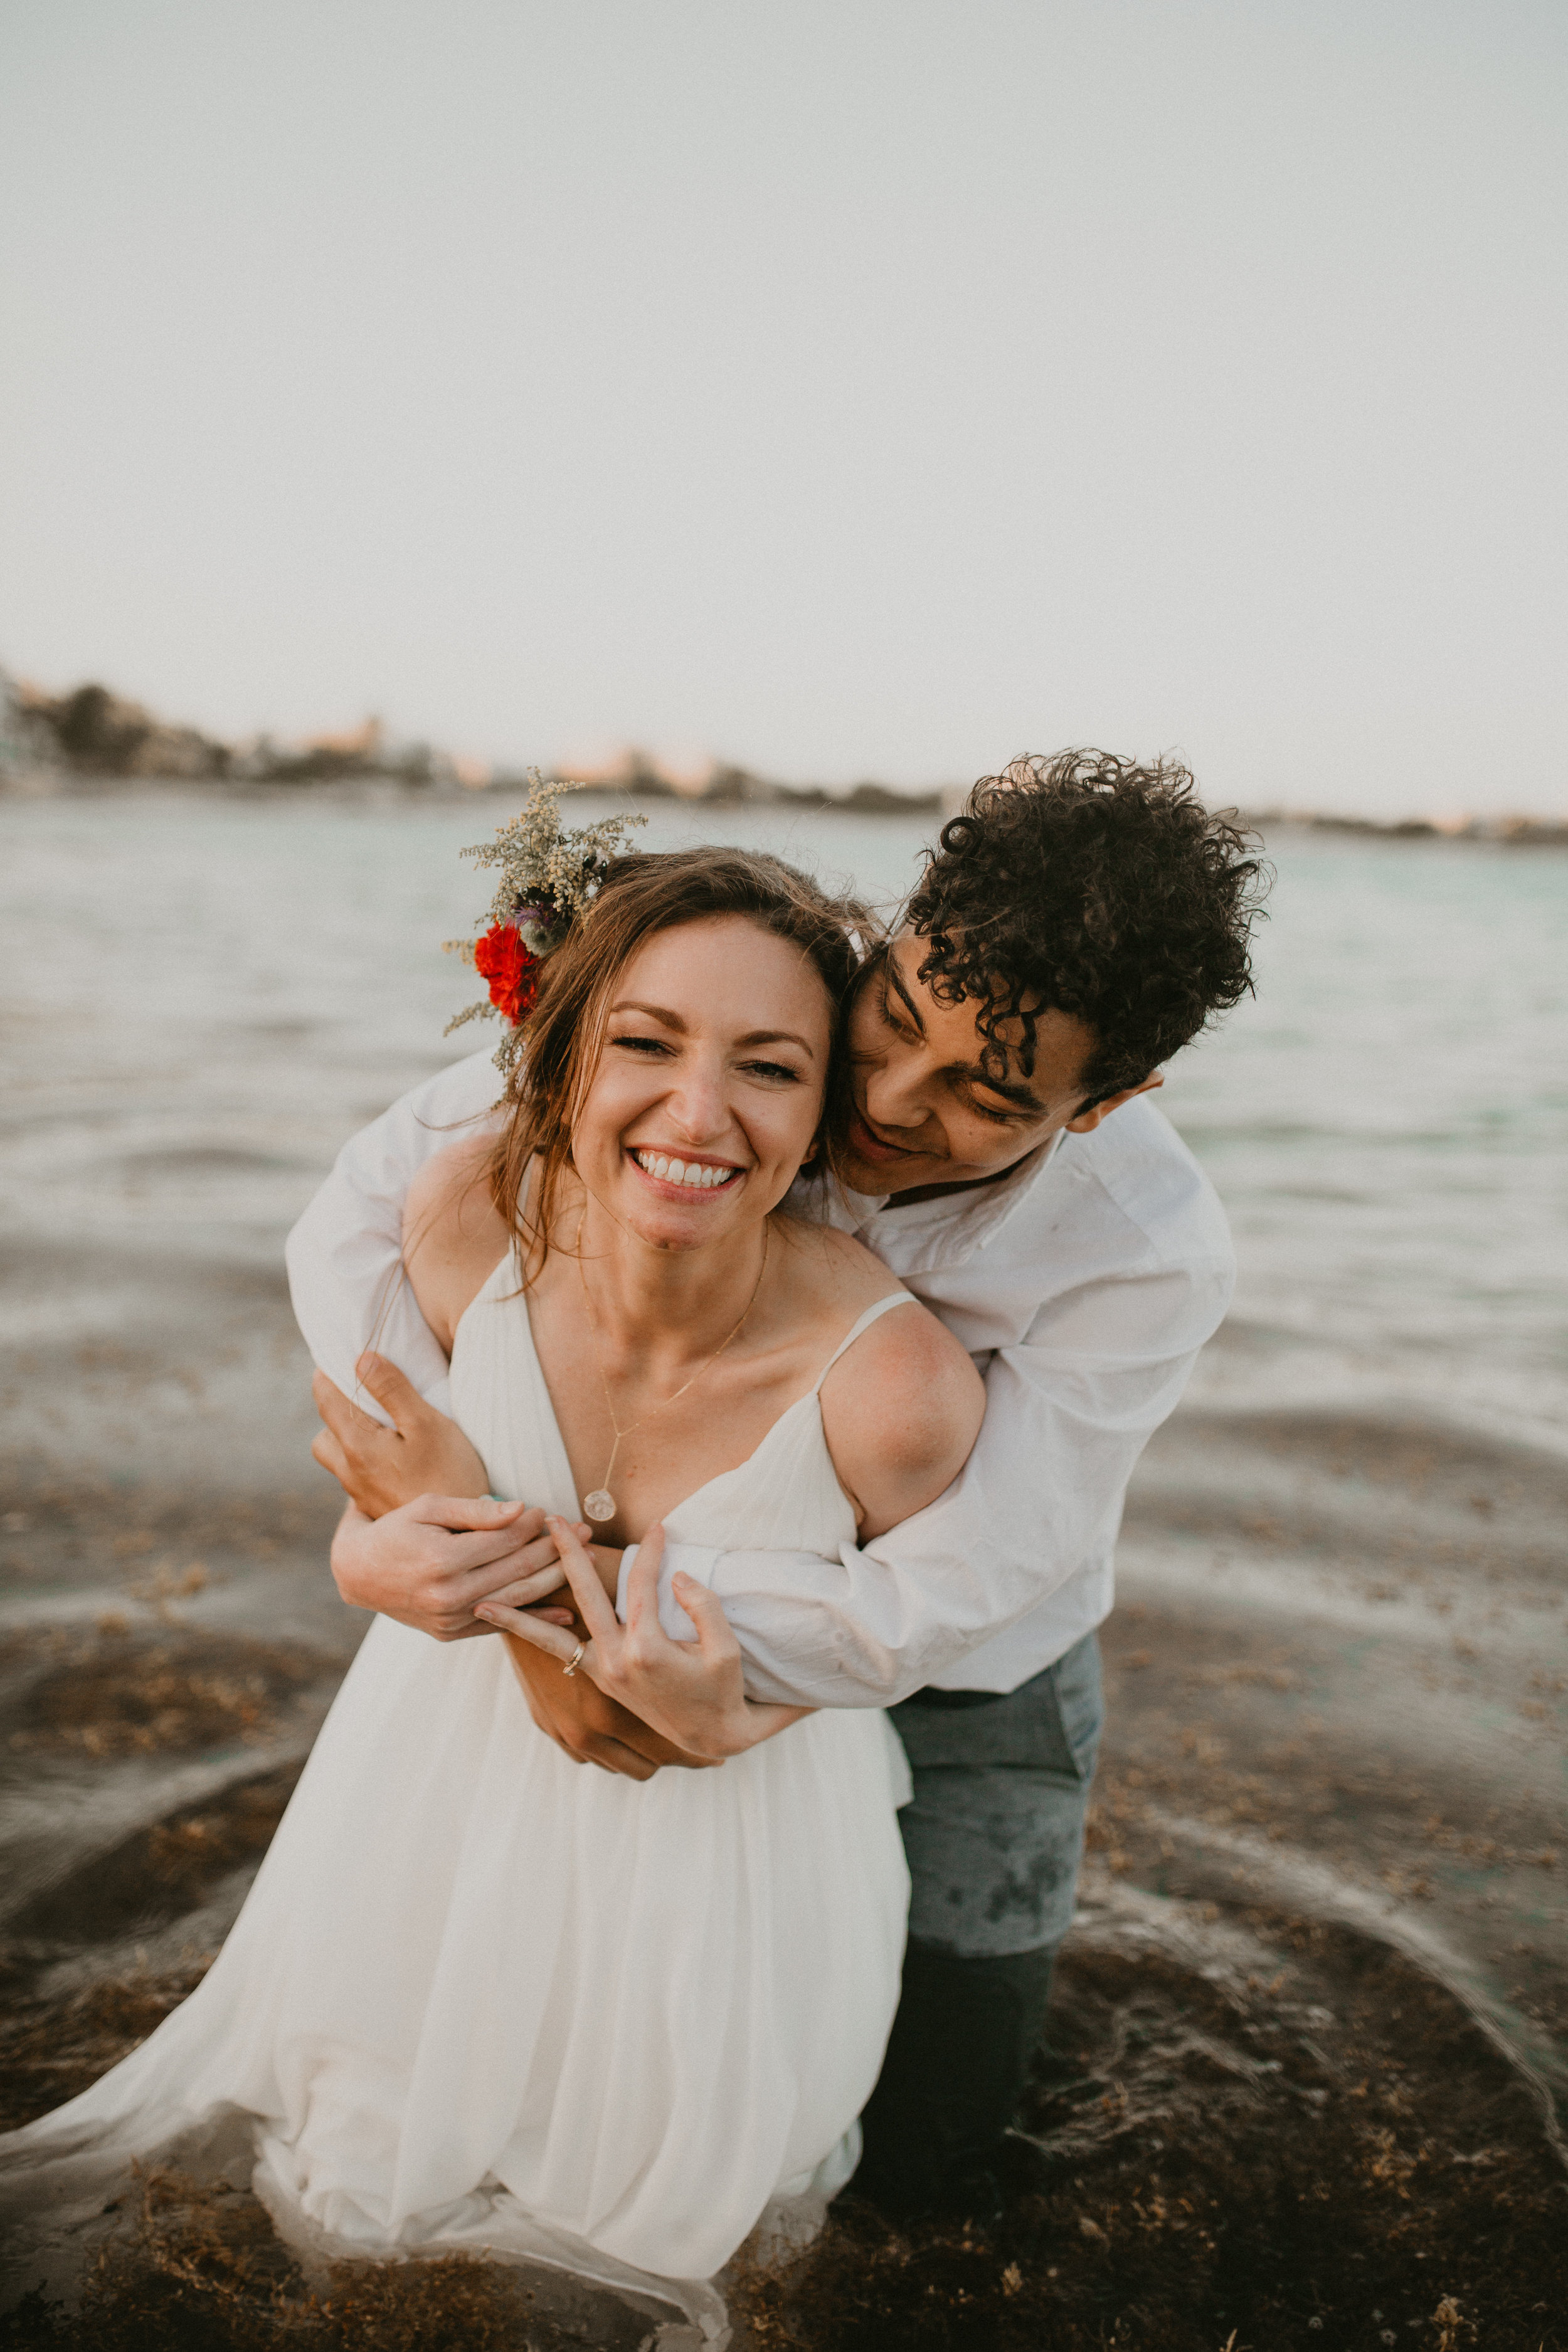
[443,770,646,1074]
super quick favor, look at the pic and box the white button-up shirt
[285,1049,1234,1708]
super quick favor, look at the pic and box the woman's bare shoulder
[405,1132,497,1244]
[773,1215,906,1309]
[403,1135,511,1350]
[827,1285,983,1423]
[773,1216,960,1365]
[805,1232,986,1540]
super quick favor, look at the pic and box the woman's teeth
[633,1152,735,1190]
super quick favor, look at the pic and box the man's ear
[1063,1072,1163,1135]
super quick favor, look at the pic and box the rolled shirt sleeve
[620,1246,1234,1707]
[292,1068,1234,1707]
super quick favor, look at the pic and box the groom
[289,750,1261,2223]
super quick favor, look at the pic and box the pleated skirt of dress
[0,1615,910,2336]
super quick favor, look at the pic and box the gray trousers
[856,1631,1104,2208]
[891,1628,1104,1958]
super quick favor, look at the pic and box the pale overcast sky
[2,1,1563,814]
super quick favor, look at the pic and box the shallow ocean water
[1,787,1565,2347]
[3,788,1564,1452]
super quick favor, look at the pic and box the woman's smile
[567,914,830,1251]
[627,1145,746,1198]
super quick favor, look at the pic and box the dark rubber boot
[853,1939,1055,2222]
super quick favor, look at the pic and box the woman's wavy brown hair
[486,844,871,1282]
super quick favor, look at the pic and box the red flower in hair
[472,923,539,1025]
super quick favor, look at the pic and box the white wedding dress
[0,1260,914,2339]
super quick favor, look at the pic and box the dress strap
[812,1291,919,1394]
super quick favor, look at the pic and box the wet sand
[1,1221,1564,2349]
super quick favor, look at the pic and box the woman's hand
[312,1352,490,1517]
[475,1519,812,1762]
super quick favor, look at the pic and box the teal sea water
[2,788,1564,1456]
[2,787,1567,2309]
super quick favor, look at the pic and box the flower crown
[444,771,646,1074]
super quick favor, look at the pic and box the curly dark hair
[905,751,1268,1103]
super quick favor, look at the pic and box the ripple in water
[1,790,1564,2344]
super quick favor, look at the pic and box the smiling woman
[482,842,867,1262]
[0,838,985,2335]
[401,853,982,1556]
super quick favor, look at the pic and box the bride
[0,835,982,2334]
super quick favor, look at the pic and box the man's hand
[479,1520,812,1761]
[312,1353,488,1518]
[330,1493,575,1640]
[501,1631,719,1780]
[330,1495,701,1776]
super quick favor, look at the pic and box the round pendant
[583,1489,617,1524]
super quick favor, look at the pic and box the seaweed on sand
[0,2166,547,2351]
[729,1927,1568,2352]
[4,1882,1562,2347]
[2,1622,328,1759]
[0,1963,215,2133]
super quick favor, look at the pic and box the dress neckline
[452,1248,913,1532]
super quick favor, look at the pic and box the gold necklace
[574,1221,769,1525]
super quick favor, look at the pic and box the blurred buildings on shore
[3,668,1564,842]
[0,669,944,812]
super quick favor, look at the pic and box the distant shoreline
[5,766,1565,844]
[1234,805,1568,846]
[3,670,1564,841]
